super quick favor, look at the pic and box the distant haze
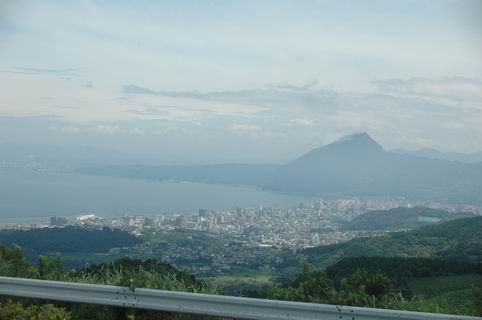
[79,133,482,205]
[0,1,481,165]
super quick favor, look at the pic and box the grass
[408,274,482,297]
[58,252,162,271]
[425,288,478,316]
[404,274,482,316]
[204,267,272,286]
[209,273,271,285]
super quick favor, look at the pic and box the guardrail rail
[0,276,480,320]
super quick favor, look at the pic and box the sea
[0,168,310,223]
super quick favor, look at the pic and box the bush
[0,245,37,278]
[473,286,482,316]
[0,300,71,320]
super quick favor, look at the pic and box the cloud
[373,77,482,103]
[291,118,315,127]
[122,83,337,110]
[0,67,79,81]
[268,80,319,92]
[127,107,168,116]
[2,75,482,158]
[13,67,78,77]
[54,124,145,135]
[94,124,120,134]
[118,79,481,153]
[229,123,287,139]
[123,85,160,95]
[123,84,205,99]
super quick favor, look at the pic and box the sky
[0,0,481,164]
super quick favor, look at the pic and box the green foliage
[303,216,482,267]
[344,207,475,231]
[381,294,454,314]
[268,263,334,303]
[2,241,482,318]
[143,229,223,249]
[0,244,37,277]
[0,244,218,320]
[334,270,393,307]
[326,256,481,288]
[270,256,482,316]
[268,265,394,308]
[0,226,141,254]
[473,286,482,316]
[407,274,482,298]
[62,260,218,320]
[0,300,70,320]
[39,255,63,278]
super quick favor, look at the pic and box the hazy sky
[1,0,481,163]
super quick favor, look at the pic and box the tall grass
[45,264,218,294]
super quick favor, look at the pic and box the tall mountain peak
[336,132,375,143]
[328,132,383,152]
[286,132,384,168]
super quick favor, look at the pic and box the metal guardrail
[0,276,480,320]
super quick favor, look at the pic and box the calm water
[0,168,309,223]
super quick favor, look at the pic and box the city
[2,197,481,277]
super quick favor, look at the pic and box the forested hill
[0,226,141,253]
[325,256,482,285]
[302,216,482,267]
[343,207,476,231]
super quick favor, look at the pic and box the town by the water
[2,197,481,277]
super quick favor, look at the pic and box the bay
[0,168,309,223]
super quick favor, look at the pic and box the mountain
[77,133,482,205]
[267,133,482,204]
[301,216,482,267]
[343,207,477,231]
[393,147,482,164]
[268,133,388,194]
[289,133,385,163]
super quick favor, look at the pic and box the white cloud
[291,118,315,127]
[229,124,287,139]
[54,124,145,135]
[373,77,482,104]
[94,124,120,134]
[39,77,482,152]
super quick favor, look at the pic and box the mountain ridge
[393,147,482,164]
[77,133,482,205]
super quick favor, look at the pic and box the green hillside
[303,216,482,267]
[269,256,482,316]
[325,256,482,286]
[0,227,141,253]
[344,207,476,231]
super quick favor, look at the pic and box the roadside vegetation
[2,243,482,319]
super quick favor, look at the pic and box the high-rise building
[50,216,68,227]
